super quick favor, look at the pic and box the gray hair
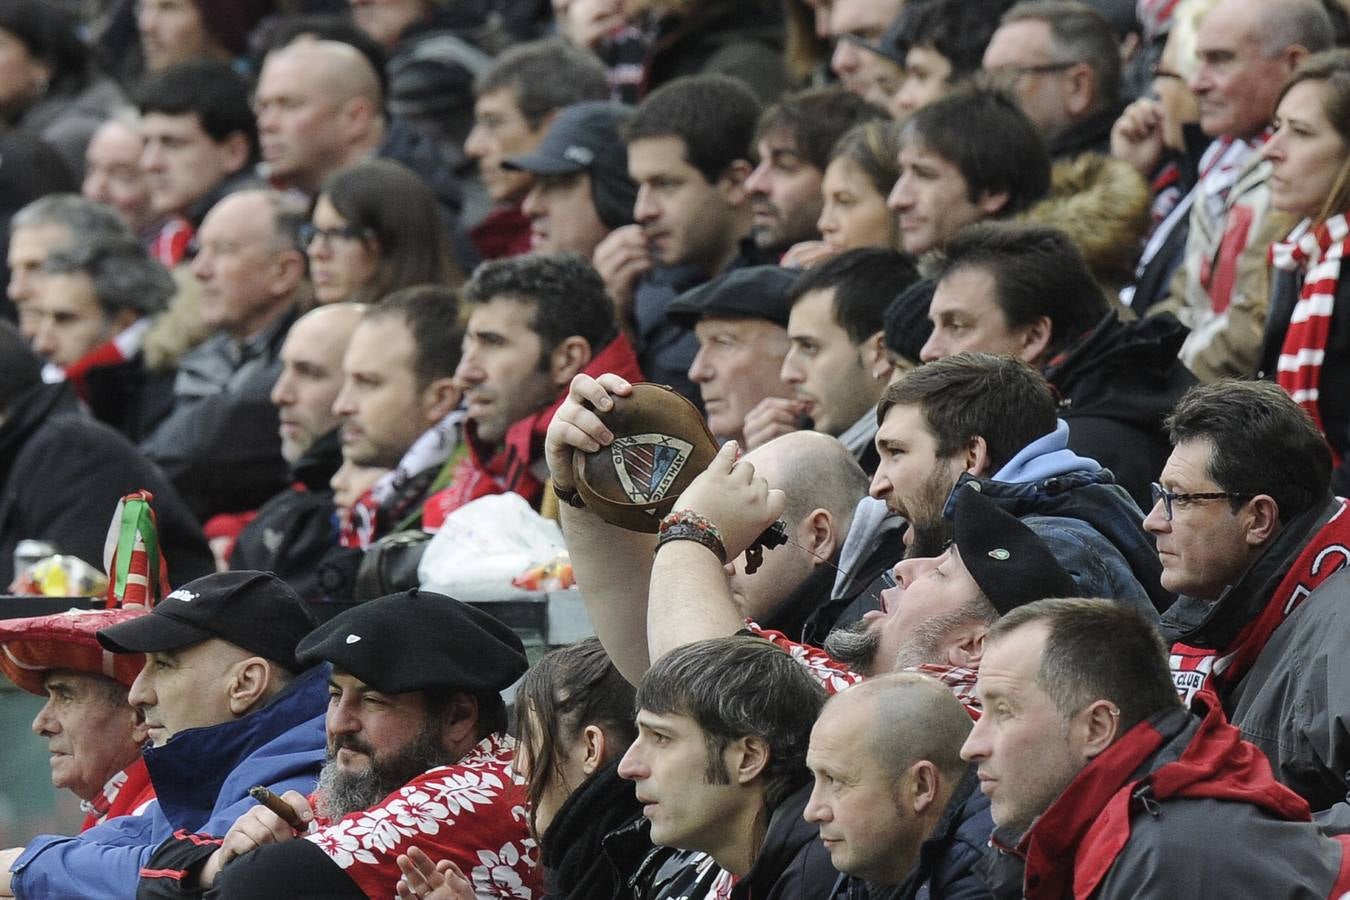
[1257,0,1334,58]
[11,194,131,246]
[1001,0,1123,108]
[44,235,174,317]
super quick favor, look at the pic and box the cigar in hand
[248,785,306,830]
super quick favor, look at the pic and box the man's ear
[1078,699,1121,759]
[958,435,991,477]
[1243,495,1282,546]
[438,692,481,750]
[1064,62,1095,117]
[268,248,307,298]
[421,375,462,425]
[718,159,755,207]
[801,508,839,564]
[946,622,988,669]
[862,331,893,382]
[220,131,253,175]
[1018,316,1053,365]
[226,657,274,716]
[549,336,593,390]
[905,760,941,815]
[976,188,1011,218]
[729,734,770,785]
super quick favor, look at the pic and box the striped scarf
[1270,214,1350,442]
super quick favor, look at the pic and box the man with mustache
[198,589,536,899]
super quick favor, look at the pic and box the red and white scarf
[1270,214,1350,443]
[1171,498,1350,704]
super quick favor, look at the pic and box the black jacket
[832,770,994,900]
[230,429,343,601]
[544,758,650,899]
[1043,310,1196,511]
[0,382,213,587]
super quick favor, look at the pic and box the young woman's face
[519,707,596,837]
[305,195,382,303]
[817,156,896,253]
[1264,79,1350,221]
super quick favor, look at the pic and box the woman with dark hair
[1261,48,1350,492]
[782,120,900,268]
[305,158,461,305]
[395,638,648,900]
[0,0,125,179]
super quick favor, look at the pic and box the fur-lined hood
[1021,153,1152,297]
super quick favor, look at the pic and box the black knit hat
[97,571,318,673]
[504,101,638,230]
[883,277,935,366]
[952,486,1077,615]
[296,589,528,694]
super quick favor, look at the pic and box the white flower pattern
[305,734,540,898]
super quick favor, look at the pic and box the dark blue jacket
[942,422,1169,616]
[10,664,327,899]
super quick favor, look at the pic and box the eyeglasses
[298,223,371,248]
[1152,65,1186,82]
[1149,482,1251,521]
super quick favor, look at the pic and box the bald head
[746,431,869,534]
[829,672,972,781]
[255,40,386,193]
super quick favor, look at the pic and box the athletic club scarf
[1269,214,1350,445]
[1171,497,1350,704]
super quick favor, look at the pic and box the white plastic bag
[418,492,566,601]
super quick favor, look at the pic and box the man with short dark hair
[963,597,1350,897]
[888,86,1051,257]
[503,101,638,258]
[619,635,834,899]
[0,571,325,898]
[919,221,1195,508]
[140,189,308,523]
[186,589,536,898]
[423,253,641,524]
[464,38,610,260]
[869,353,1168,610]
[331,286,463,550]
[743,87,888,258]
[889,0,1007,118]
[1151,380,1350,817]
[137,0,273,72]
[983,0,1124,159]
[594,74,764,401]
[135,60,259,266]
[745,249,920,470]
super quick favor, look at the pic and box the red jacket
[423,333,644,528]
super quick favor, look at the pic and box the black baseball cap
[952,486,1078,615]
[97,570,318,673]
[667,266,800,329]
[504,101,638,230]
[295,589,528,695]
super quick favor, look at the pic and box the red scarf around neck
[1171,498,1350,703]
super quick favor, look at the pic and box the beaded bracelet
[656,509,727,563]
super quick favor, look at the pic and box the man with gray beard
[193,589,537,899]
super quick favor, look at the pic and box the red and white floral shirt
[305,733,541,898]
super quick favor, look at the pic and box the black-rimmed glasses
[1150,482,1250,521]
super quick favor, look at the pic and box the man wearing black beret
[202,589,537,899]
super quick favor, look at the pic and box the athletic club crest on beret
[612,433,695,504]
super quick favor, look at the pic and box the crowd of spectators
[6,0,1350,896]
